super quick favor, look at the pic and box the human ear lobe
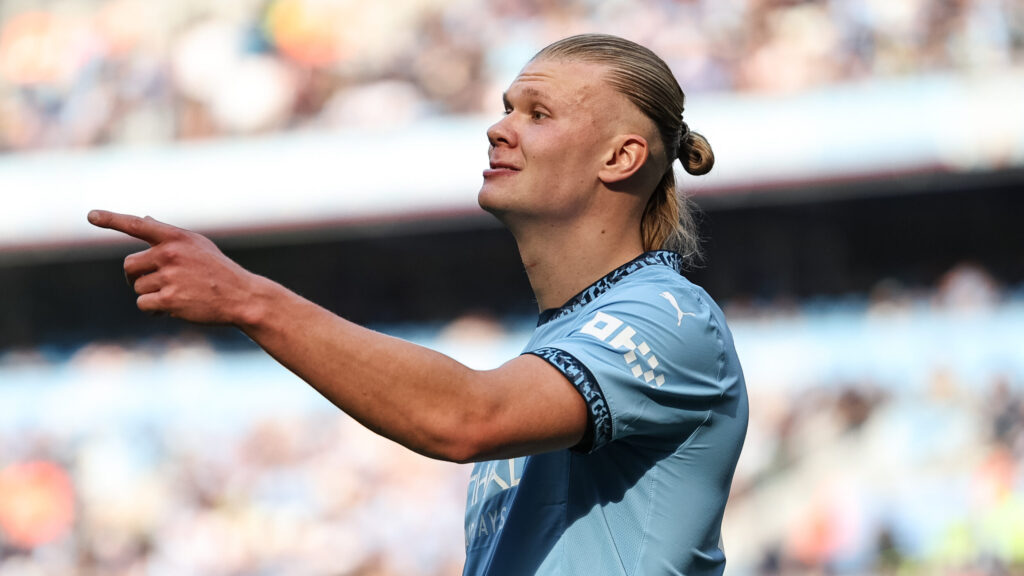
[598,135,649,184]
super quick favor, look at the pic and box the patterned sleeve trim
[525,347,612,453]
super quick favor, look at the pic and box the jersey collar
[536,250,686,327]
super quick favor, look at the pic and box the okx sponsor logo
[580,311,666,388]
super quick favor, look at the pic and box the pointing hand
[88,210,259,325]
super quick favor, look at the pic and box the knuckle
[159,245,179,264]
[161,268,179,285]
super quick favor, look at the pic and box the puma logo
[659,292,696,326]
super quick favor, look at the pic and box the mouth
[483,160,521,178]
[489,160,520,170]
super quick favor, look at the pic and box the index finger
[87,210,179,245]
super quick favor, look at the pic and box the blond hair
[533,34,714,258]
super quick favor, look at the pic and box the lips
[488,160,520,171]
[483,160,521,179]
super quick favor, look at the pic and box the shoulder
[530,251,733,365]
[586,265,716,337]
[576,270,737,385]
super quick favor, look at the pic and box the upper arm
[458,353,588,463]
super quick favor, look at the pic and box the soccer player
[89,33,747,576]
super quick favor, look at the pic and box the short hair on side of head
[533,33,714,259]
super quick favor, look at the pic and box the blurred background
[1,0,1023,574]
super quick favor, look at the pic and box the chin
[477,186,507,216]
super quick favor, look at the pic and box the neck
[512,218,646,312]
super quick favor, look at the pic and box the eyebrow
[502,86,546,108]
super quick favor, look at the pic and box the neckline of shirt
[535,250,685,327]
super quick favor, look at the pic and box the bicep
[466,353,588,462]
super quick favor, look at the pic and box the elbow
[421,419,497,464]
[402,368,510,464]
[432,445,481,465]
[417,399,503,464]
[412,439,484,465]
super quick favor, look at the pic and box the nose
[486,114,515,149]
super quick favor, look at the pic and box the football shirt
[463,251,748,576]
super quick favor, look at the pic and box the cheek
[540,147,592,187]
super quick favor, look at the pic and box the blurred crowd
[725,261,1024,574]
[729,371,1024,575]
[0,413,471,575]
[1,0,1022,152]
[1,262,1023,575]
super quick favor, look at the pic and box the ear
[598,134,650,185]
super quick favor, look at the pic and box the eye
[531,109,548,120]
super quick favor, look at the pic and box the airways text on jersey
[580,311,667,388]
[466,458,524,548]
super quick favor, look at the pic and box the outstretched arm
[87,210,587,462]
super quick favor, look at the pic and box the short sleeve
[526,285,731,453]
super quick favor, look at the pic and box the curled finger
[136,292,168,317]
[132,271,163,295]
[124,250,158,286]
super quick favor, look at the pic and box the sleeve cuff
[525,347,612,453]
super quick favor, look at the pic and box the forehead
[506,58,617,106]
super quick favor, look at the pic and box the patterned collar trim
[536,250,685,326]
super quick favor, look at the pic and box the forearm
[236,275,493,462]
[86,209,586,461]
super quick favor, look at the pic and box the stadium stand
[1,1,1023,575]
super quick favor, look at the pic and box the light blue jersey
[463,251,748,576]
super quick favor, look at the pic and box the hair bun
[679,129,714,176]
